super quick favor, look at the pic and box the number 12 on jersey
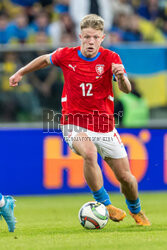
[80,83,93,96]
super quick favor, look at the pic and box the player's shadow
[50,224,167,234]
[21,224,167,235]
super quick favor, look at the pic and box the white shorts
[61,125,127,159]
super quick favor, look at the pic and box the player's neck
[80,48,100,59]
[78,50,101,62]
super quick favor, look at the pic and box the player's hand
[112,63,125,80]
[9,72,23,87]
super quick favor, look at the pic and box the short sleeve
[50,48,64,67]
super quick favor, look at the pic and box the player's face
[79,27,105,58]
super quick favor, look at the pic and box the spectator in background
[156,5,167,38]
[111,12,142,42]
[28,32,63,111]
[108,1,143,43]
[69,0,113,34]
[54,0,69,14]
[30,10,50,34]
[109,0,167,43]
[110,11,166,44]
[0,12,12,44]
[9,0,53,24]
[33,30,51,44]
[114,79,149,128]
[0,0,24,19]
[130,14,166,43]
[9,13,30,44]
[28,58,63,111]
[136,0,160,21]
[49,12,77,47]
[38,0,54,17]
[60,31,77,44]
[28,10,50,43]
[24,2,43,24]
[0,52,40,121]
[108,27,122,44]
[110,0,134,17]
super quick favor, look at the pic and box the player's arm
[9,54,52,87]
[112,63,131,94]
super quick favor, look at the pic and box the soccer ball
[78,201,109,229]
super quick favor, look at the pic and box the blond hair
[80,14,104,31]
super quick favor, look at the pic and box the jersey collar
[77,50,101,61]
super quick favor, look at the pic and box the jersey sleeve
[50,48,64,67]
[111,52,127,81]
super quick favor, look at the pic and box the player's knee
[118,172,136,186]
[83,145,97,164]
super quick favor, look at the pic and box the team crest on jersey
[95,64,105,75]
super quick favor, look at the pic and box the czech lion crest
[95,64,105,75]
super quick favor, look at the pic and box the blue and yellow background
[110,45,167,107]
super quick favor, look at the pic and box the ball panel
[78,201,109,229]
[91,206,108,220]
[81,216,100,229]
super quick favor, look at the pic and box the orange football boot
[106,204,126,222]
[130,211,151,226]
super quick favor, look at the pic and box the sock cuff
[126,197,140,204]
[92,186,111,206]
[126,197,141,214]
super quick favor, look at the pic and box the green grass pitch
[0,192,167,250]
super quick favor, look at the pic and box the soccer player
[9,14,150,226]
[0,193,16,232]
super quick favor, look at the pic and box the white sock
[0,196,5,207]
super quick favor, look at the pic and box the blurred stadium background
[0,0,167,196]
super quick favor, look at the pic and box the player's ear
[79,34,82,40]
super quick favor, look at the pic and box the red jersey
[50,46,126,132]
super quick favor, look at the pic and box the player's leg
[72,132,126,222]
[73,132,104,191]
[0,193,16,232]
[105,157,138,200]
[105,157,151,226]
